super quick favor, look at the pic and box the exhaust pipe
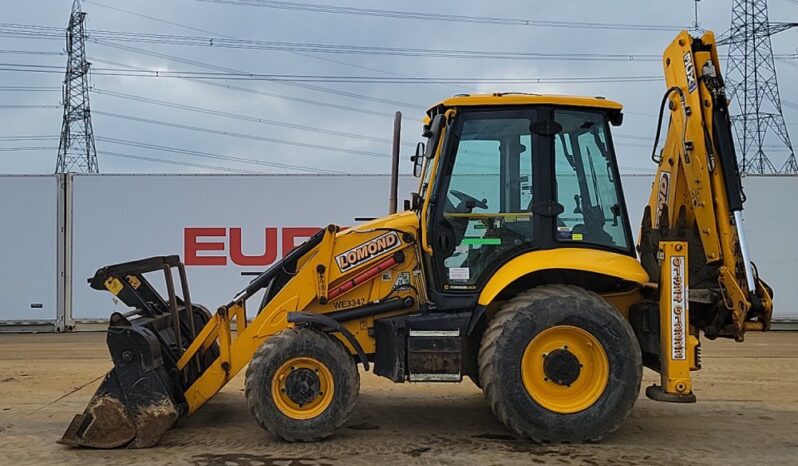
[389,111,402,214]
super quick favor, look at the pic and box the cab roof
[430,93,623,112]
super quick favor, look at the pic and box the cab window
[553,109,630,249]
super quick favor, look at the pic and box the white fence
[0,173,795,330]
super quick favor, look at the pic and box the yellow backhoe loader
[60,30,772,448]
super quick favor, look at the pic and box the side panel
[0,176,59,323]
[69,174,418,322]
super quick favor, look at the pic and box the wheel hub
[543,348,581,386]
[520,325,609,414]
[272,357,335,420]
[283,368,321,406]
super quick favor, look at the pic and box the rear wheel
[245,328,359,441]
[479,284,642,442]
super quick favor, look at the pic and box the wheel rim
[521,325,609,414]
[271,357,334,420]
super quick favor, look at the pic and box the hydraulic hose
[651,86,687,163]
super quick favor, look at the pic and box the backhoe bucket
[59,256,218,448]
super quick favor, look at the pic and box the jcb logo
[655,172,671,228]
[683,52,698,93]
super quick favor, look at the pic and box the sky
[0,0,796,175]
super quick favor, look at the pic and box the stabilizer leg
[646,241,699,403]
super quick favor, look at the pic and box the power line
[191,0,686,31]
[0,135,59,141]
[0,23,672,62]
[90,88,412,146]
[0,104,60,109]
[88,48,402,119]
[98,149,263,173]
[92,110,392,159]
[88,40,426,110]
[0,49,65,56]
[0,61,662,84]
[0,146,59,152]
[4,22,795,64]
[0,86,61,91]
[96,136,343,173]
[84,0,472,100]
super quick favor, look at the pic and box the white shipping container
[0,175,59,325]
[736,176,797,322]
[1,173,794,327]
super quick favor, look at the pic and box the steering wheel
[450,189,488,210]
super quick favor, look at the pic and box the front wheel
[245,328,360,442]
[479,284,642,443]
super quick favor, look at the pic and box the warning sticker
[448,267,470,281]
[393,272,411,289]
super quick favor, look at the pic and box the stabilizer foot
[645,384,697,403]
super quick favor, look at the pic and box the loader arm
[638,30,773,342]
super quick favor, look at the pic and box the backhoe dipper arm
[639,30,773,342]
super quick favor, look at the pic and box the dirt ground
[0,332,796,466]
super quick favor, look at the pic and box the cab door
[427,108,539,294]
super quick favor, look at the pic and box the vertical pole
[56,174,66,332]
[389,111,402,214]
[64,173,74,330]
[163,265,182,357]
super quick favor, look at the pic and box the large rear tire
[479,284,642,443]
[245,327,360,442]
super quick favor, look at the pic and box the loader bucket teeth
[58,354,181,448]
[58,389,179,448]
[59,392,135,448]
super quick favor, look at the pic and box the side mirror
[409,192,422,210]
[423,114,446,159]
[609,110,623,127]
[411,142,424,177]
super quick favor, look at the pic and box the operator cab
[413,93,633,296]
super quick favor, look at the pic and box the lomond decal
[655,171,671,227]
[683,51,698,93]
[671,255,687,360]
[336,231,401,272]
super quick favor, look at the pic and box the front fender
[478,248,649,306]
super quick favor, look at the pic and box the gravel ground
[0,331,796,465]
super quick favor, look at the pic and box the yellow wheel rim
[521,325,609,414]
[271,357,334,420]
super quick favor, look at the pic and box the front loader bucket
[59,319,181,448]
[60,256,218,448]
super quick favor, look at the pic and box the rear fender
[478,248,649,306]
